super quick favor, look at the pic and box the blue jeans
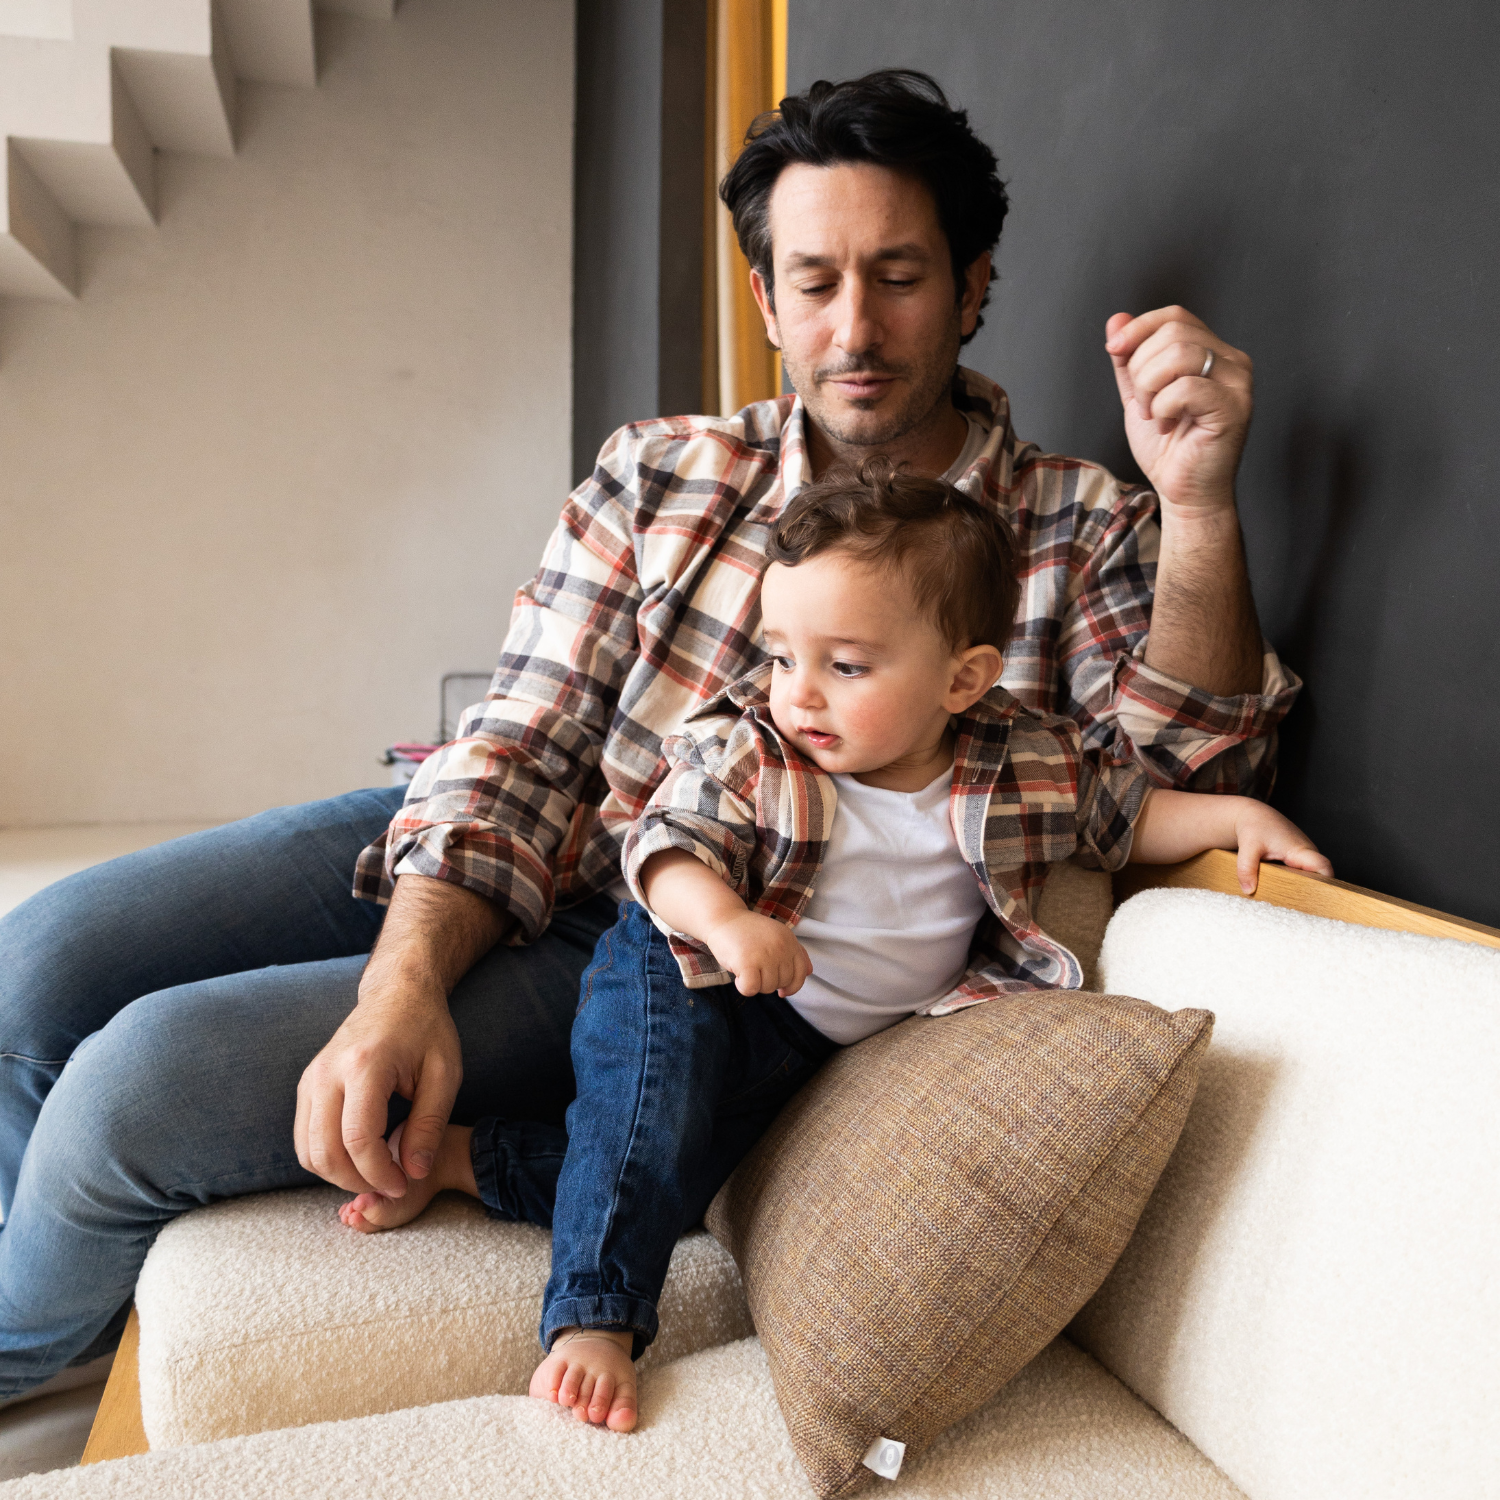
[0,788,618,1398]
[467,902,837,1358]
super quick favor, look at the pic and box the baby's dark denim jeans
[468,901,837,1357]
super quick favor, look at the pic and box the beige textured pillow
[705,989,1213,1499]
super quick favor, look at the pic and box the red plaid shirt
[621,665,1150,1008]
[353,370,1299,940]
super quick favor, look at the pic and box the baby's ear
[946,643,1004,711]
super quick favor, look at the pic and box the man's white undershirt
[942,413,988,483]
[785,767,989,1045]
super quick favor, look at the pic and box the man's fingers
[1108,304,1208,357]
[1105,313,1138,406]
[1132,340,1243,403]
[1147,376,1231,428]
[343,1077,408,1199]
[1127,322,1244,401]
[401,1053,461,1179]
[1103,311,1134,348]
[293,1075,313,1173]
[306,1079,369,1194]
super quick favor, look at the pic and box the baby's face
[759,553,962,777]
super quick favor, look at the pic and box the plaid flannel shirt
[621,664,1150,1010]
[353,368,1299,940]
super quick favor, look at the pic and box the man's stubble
[776,303,965,457]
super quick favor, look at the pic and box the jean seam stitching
[589,919,655,1301]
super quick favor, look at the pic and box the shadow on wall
[1270,373,1446,889]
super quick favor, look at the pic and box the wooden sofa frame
[79,848,1500,1465]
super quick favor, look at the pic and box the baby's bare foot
[338,1122,476,1234]
[529,1328,637,1432]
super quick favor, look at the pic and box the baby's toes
[528,1355,564,1405]
[572,1371,600,1421]
[556,1360,585,1409]
[585,1371,615,1425]
[606,1384,638,1433]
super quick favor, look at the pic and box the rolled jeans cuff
[541,1293,658,1361]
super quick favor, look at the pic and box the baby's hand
[1232,801,1332,893]
[703,911,812,997]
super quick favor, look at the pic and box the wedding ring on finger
[1199,348,1216,379]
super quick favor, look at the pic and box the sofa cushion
[705,990,1212,1499]
[134,1190,751,1446]
[1,1336,1244,1499]
[1075,889,1500,1500]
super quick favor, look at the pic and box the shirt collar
[773,366,1015,507]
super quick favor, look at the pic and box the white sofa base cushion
[1075,889,1500,1500]
[135,1188,753,1446]
[0,1337,1243,1499]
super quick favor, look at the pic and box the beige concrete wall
[0,0,574,826]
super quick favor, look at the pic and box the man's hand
[1106,306,1254,511]
[295,976,461,1200]
[294,874,508,1200]
[1106,306,1264,695]
[703,910,812,998]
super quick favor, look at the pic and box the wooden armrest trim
[81,1306,147,1465]
[1113,848,1500,950]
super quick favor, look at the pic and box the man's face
[751,162,986,451]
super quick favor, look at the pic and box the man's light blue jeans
[0,788,618,1399]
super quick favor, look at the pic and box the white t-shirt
[786,767,990,1045]
[941,414,989,484]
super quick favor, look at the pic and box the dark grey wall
[573,0,707,484]
[789,0,1500,926]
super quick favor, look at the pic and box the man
[0,69,1295,1398]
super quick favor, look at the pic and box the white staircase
[0,0,394,302]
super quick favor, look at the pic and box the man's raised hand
[1105,306,1254,511]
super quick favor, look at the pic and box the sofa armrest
[1113,847,1500,950]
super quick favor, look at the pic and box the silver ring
[1199,348,1216,379]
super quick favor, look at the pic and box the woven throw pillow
[705,989,1213,1499]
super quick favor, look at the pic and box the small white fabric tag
[862,1435,906,1480]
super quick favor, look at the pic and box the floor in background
[0,823,217,918]
[0,1384,107,1481]
[0,823,215,1476]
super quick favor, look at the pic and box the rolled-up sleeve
[622,717,758,914]
[1110,643,1301,795]
[1048,473,1300,798]
[1072,747,1154,871]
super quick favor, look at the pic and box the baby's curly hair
[767,457,1020,653]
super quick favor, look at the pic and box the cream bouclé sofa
[8,853,1498,1500]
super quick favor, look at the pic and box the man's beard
[781,324,963,453]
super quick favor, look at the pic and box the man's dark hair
[719,69,1009,345]
[768,456,1019,653]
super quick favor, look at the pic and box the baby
[339,457,1329,1434]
